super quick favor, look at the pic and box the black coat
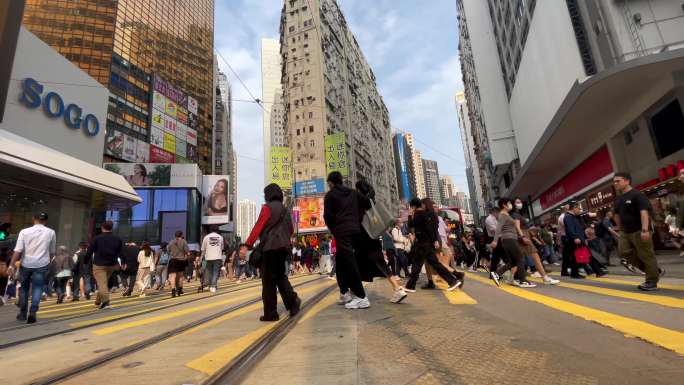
[121,245,140,270]
[353,182,388,282]
[324,185,370,236]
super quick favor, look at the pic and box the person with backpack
[245,183,300,321]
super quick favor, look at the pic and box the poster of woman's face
[202,175,230,224]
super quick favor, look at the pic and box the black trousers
[385,249,398,276]
[405,242,457,290]
[562,238,580,276]
[334,233,366,298]
[489,241,506,272]
[497,238,527,282]
[261,248,298,318]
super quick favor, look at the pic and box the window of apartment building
[289,26,295,33]
[308,112,313,119]
[305,70,310,76]
[303,43,308,48]
[304,33,308,40]
[295,114,300,120]
[309,126,314,133]
[296,129,300,135]
[297,142,301,149]
[291,47,296,52]
[292,37,295,43]
[310,139,315,147]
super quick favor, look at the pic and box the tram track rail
[25,277,334,385]
[204,284,337,385]
[0,275,321,350]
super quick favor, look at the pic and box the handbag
[362,200,394,239]
[574,245,591,264]
[249,207,288,268]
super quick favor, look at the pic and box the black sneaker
[85,293,91,300]
[659,268,666,277]
[421,281,436,290]
[290,296,301,317]
[638,282,657,291]
[72,297,80,302]
[452,271,465,288]
[621,259,639,274]
[177,287,184,296]
[27,314,37,324]
[570,274,585,279]
[99,301,111,310]
[16,313,27,321]
[171,288,177,298]
[259,314,280,322]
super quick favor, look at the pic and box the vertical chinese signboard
[270,146,292,189]
[325,132,349,177]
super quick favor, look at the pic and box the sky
[214,0,466,204]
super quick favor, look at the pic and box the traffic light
[0,231,6,241]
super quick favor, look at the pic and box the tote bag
[362,200,394,239]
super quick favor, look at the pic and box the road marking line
[468,273,684,355]
[527,277,684,309]
[92,279,330,336]
[175,282,335,338]
[186,323,280,375]
[434,281,478,304]
[186,282,336,375]
[548,272,684,291]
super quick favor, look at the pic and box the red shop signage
[149,145,176,163]
[539,146,613,210]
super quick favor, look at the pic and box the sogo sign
[19,77,100,137]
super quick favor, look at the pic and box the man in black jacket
[323,171,370,309]
[86,221,123,309]
[404,198,462,292]
[120,241,140,296]
[562,202,584,279]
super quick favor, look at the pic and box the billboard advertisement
[202,175,230,225]
[150,74,198,163]
[325,132,349,177]
[104,163,201,189]
[270,146,292,189]
[294,197,327,233]
[294,178,325,196]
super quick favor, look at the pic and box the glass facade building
[22,0,215,172]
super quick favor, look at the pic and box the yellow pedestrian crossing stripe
[526,277,684,309]
[548,272,684,292]
[434,280,477,304]
[467,273,684,355]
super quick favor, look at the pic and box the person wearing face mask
[511,198,559,285]
[489,198,535,288]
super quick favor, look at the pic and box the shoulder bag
[249,207,288,268]
[362,200,394,239]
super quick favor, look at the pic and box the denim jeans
[542,244,555,263]
[204,259,222,287]
[19,265,49,316]
[235,263,249,279]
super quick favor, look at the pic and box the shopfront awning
[508,49,684,201]
[0,129,141,208]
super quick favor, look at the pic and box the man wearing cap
[8,213,56,324]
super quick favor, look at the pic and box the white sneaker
[345,296,370,309]
[543,276,560,285]
[513,280,537,288]
[390,288,408,304]
[139,293,146,298]
[337,292,353,305]
[402,287,416,293]
[447,280,463,291]
[210,287,217,293]
[531,272,543,278]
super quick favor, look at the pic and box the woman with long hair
[205,179,229,216]
[511,198,559,285]
[245,184,300,321]
[133,241,154,296]
[489,198,536,288]
[354,180,408,304]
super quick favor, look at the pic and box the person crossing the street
[86,220,123,310]
[132,241,154,297]
[8,212,56,323]
[489,198,536,288]
[201,226,225,293]
[167,231,189,297]
[404,198,463,293]
[613,172,663,291]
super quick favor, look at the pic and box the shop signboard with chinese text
[270,146,292,189]
[294,178,325,196]
[325,132,349,177]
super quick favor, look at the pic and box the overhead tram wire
[214,48,265,112]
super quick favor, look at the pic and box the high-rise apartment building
[22,0,215,171]
[404,133,426,199]
[261,38,285,184]
[279,0,398,209]
[236,199,257,242]
[214,71,233,175]
[270,92,288,147]
[457,0,684,218]
[422,159,442,206]
[439,175,457,207]
[456,91,484,222]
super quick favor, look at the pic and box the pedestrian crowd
[0,171,671,325]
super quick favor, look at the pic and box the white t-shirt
[14,224,56,269]
[201,232,224,261]
[485,214,498,237]
[558,213,566,237]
